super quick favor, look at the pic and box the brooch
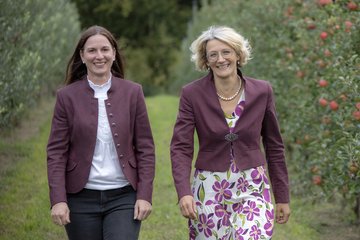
[225,132,238,142]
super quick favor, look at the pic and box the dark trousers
[65,185,141,240]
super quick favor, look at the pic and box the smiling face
[80,34,115,83]
[206,39,239,80]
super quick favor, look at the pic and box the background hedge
[0,0,80,128]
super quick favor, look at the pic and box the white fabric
[85,76,129,190]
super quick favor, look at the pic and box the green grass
[0,95,358,239]
[0,120,66,239]
[139,95,188,239]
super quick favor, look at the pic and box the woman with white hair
[170,26,290,239]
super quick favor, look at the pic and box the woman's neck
[88,73,111,85]
[214,74,240,94]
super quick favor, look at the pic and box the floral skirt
[189,162,274,240]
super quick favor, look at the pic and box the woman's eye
[209,53,217,58]
[223,50,231,55]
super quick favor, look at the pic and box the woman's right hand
[179,195,197,220]
[51,202,71,226]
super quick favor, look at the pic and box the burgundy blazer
[47,76,155,207]
[170,72,289,203]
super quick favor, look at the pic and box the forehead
[83,34,112,48]
[206,39,232,52]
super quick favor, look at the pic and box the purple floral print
[243,200,260,221]
[235,227,245,240]
[215,205,231,228]
[232,202,243,213]
[263,188,271,202]
[264,209,274,236]
[235,101,245,116]
[250,225,262,240]
[212,179,233,202]
[197,213,215,238]
[236,177,249,192]
[251,167,269,185]
[230,161,240,173]
[189,223,197,240]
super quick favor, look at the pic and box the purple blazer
[170,72,289,204]
[47,76,155,207]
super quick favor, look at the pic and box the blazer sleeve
[170,87,195,201]
[261,82,290,203]
[47,90,70,207]
[133,86,156,203]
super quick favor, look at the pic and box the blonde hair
[190,26,252,71]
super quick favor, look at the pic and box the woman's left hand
[134,199,152,221]
[275,203,290,224]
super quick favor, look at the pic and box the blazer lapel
[204,73,230,128]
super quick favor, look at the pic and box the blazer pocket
[246,145,259,150]
[127,153,137,168]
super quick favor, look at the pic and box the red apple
[345,21,353,29]
[312,175,322,185]
[317,0,332,6]
[319,98,328,107]
[356,102,360,110]
[324,49,331,57]
[329,101,339,111]
[296,70,305,78]
[317,59,327,68]
[307,23,316,30]
[347,2,358,11]
[353,111,360,121]
[320,31,328,40]
[318,79,328,87]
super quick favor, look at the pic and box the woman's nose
[217,54,226,61]
[95,50,104,58]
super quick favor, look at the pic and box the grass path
[0,95,358,239]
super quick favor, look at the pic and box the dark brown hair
[64,25,125,85]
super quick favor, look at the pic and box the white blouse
[85,76,129,190]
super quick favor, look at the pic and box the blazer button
[111,122,116,127]
[122,164,125,168]
[119,154,124,158]
[107,102,111,107]
[116,143,120,148]
[109,113,113,117]
[114,133,118,137]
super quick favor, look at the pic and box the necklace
[216,78,242,101]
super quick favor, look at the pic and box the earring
[237,60,240,66]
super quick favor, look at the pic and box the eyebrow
[85,46,111,50]
[207,48,232,52]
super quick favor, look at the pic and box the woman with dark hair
[47,25,155,240]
